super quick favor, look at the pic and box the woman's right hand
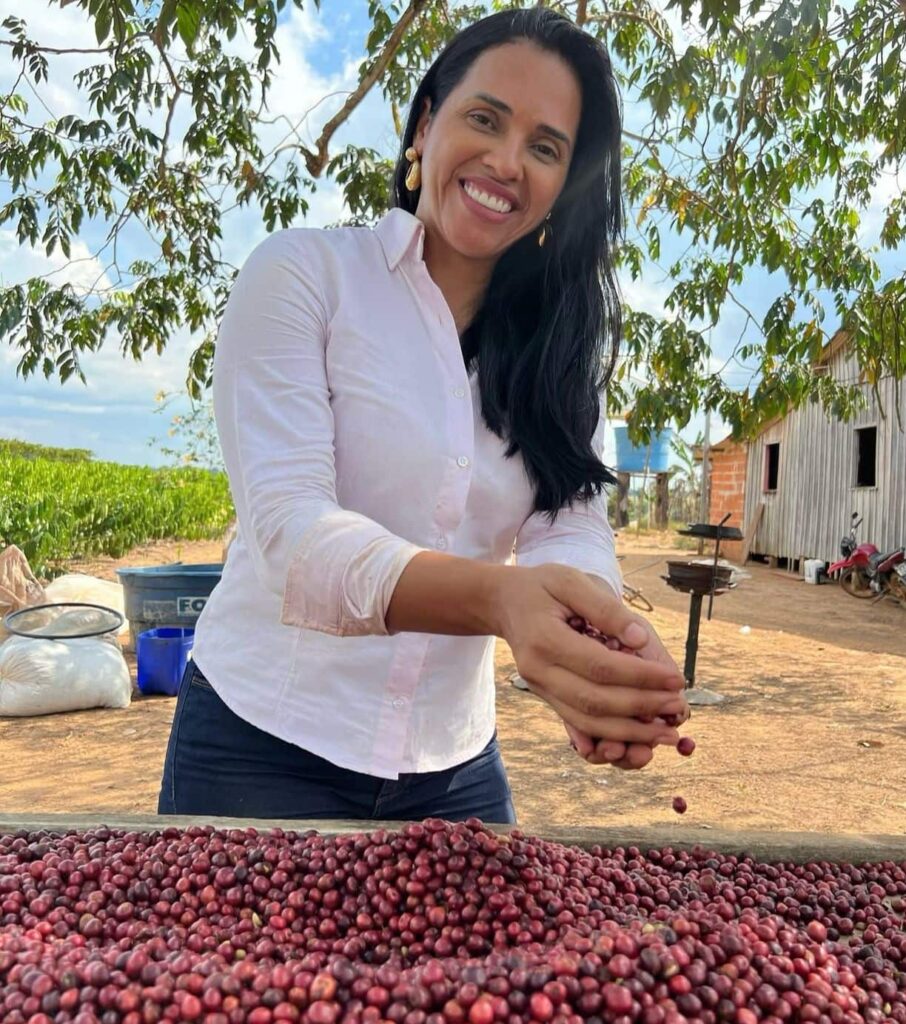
[492,563,687,753]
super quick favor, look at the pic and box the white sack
[44,574,130,640]
[0,635,132,717]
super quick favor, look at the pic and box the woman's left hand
[563,607,689,770]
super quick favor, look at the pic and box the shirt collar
[374,207,425,271]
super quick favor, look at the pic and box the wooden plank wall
[743,347,906,565]
[2,813,906,866]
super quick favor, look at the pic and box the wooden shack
[702,329,906,568]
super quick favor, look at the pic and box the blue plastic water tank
[116,563,222,650]
[136,627,195,697]
[613,427,673,474]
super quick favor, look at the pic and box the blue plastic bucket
[613,426,674,474]
[116,563,223,650]
[136,627,195,697]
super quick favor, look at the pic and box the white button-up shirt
[192,208,622,780]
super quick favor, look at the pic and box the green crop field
[0,440,234,579]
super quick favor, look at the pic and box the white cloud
[0,414,54,436]
[258,7,343,133]
[859,145,902,243]
[620,271,674,320]
[9,394,107,415]
[0,231,118,383]
[0,1,96,118]
[0,230,114,294]
[1,323,200,465]
[0,0,97,49]
[79,325,197,403]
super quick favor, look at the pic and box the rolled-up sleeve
[213,230,427,637]
[512,416,623,601]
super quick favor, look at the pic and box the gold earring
[405,146,421,191]
[538,213,552,247]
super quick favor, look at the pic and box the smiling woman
[157,7,689,825]
[408,50,580,262]
[391,11,625,520]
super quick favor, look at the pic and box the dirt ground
[2,535,904,834]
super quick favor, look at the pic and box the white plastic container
[804,558,825,584]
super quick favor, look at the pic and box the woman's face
[413,40,582,262]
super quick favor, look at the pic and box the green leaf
[94,3,112,45]
[175,1,202,50]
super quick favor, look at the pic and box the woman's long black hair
[391,8,624,522]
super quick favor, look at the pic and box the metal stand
[707,514,731,620]
[680,591,727,704]
[683,592,703,686]
[669,517,744,705]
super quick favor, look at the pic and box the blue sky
[0,1,900,470]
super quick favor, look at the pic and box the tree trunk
[655,472,670,530]
[616,472,630,528]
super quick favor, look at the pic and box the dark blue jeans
[157,661,516,824]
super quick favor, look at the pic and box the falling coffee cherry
[673,796,688,815]
[677,737,696,756]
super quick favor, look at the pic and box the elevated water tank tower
[611,425,674,529]
[613,426,674,474]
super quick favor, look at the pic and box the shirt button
[453,387,465,398]
[392,697,407,710]
[456,455,470,468]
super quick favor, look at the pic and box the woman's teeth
[463,181,512,214]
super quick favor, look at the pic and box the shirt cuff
[281,509,428,636]
[516,542,623,602]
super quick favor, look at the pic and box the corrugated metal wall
[743,348,906,564]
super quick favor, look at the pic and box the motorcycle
[828,512,879,599]
[868,545,906,606]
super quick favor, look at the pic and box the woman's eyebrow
[470,92,572,148]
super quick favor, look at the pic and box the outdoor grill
[665,514,744,703]
[664,561,734,593]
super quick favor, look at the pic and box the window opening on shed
[855,426,877,488]
[764,443,780,492]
